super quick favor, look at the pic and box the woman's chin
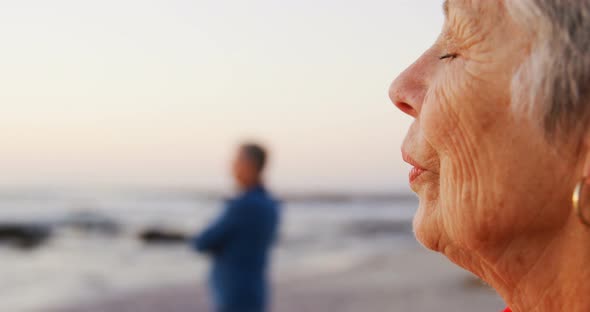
[412,199,445,252]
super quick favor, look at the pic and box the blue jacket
[192,185,281,312]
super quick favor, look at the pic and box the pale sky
[0,0,443,193]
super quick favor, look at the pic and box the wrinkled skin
[390,1,590,311]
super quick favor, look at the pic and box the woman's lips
[409,166,426,184]
[402,151,428,184]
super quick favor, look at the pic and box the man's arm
[191,201,242,254]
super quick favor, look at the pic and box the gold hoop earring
[573,177,590,227]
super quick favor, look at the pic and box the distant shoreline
[0,187,417,204]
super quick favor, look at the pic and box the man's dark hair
[241,143,268,173]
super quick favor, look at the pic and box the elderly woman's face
[391,1,576,261]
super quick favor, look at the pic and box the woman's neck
[487,218,590,312]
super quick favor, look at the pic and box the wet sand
[51,247,505,312]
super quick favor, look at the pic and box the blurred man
[192,143,281,312]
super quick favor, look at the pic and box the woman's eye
[439,53,458,60]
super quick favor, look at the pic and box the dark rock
[139,229,188,245]
[0,223,52,249]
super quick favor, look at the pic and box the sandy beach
[51,246,505,312]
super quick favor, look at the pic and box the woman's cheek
[420,76,464,152]
[420,77,486,203]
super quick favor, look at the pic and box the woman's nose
[389,57,430,119]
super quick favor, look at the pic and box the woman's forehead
[443,0,500,18]
[442,0,510,35]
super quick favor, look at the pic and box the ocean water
[0,191,418,312]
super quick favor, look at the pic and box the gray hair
[507,0,590,138]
